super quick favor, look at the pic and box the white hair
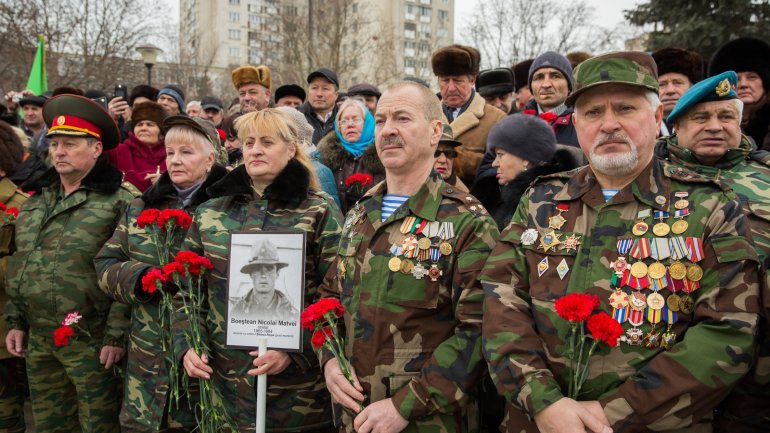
[645,91,661,111]
[732,98,744,119]
[186,100,202,110]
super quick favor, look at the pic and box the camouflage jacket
[481,159,761,432]
[4,156,138,347]
[659,136,770,431]
[174,160,343,431]
[0,177,28,359]
[318,171,500,433]
[93,166,227,430]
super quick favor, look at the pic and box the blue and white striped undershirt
[381,194,410,221]
[602,188,620,202]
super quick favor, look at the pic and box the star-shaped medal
[561,234,581,252]
[539,230,562,252]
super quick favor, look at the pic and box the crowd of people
[0,34,769,433]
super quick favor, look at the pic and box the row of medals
[527,193,701,350]
[387,217,454,281]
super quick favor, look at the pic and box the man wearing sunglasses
[433,124,467,192]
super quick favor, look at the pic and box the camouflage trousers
[0,357,26,433]
[26,329,121,433]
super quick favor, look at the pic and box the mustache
[594,132,631,147]
[378,136,405,148]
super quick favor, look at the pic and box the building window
[437,10,448,20]
[438,28,448,38]
[229,11,240,22]
[229,0,240,4]
[228,29,241,40]
[229,46,240,57]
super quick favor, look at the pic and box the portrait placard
[225,231,306,351]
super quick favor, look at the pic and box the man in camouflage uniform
[4,94,137,433]
[481,52,761,433]
[657,71,770,432]
[231,240,298,320]
[319,81,499,433]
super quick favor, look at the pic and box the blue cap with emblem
[666,70,738,124]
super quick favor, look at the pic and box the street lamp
[136,44,163,86]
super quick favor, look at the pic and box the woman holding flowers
[316,99,384,213]
[176,108,343,432]
[94,115,227,433]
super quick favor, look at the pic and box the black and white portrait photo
[225,231,305,351]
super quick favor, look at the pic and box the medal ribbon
[663,306,678,325]
[673,208,690,218]
[414,219,427,235]
[686,237,704,262]
[628,309,644,326]
[646,308,662,325]
[613,306,628,324]
[400,217,416,234]
[629,239,642,259]
[669,237,688,260]
[650,238,671,260]
[617,238,633,255]
[653,210,669,220]
[425,221,440,238]
[668,269,685,292]
[634,276,650,289]
[429,247,441,262]
[638,209,651,219]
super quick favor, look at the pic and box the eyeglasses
[434,149,457,158]
[338,118,363,127]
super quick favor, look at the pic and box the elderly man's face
[674,100,742,165]
[375,86,442,176]
[737,71,765,105]
[239,84,271,113]
[308,78,338,114]
[483,92,514,113]
[204,108,224,127]
[433,143,457,180]
[658,72,692,116]
[157,94,181,115]
[250,264,278,294]
[573,84,661,178]
[439,75,475,109]
[49,135,102,179]
[530,67,569,111]
[276,95,303,108]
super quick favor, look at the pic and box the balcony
[405,12,416,20]
[404,30,415,39]
[420,15,431,23]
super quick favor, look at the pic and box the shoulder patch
[120,181,142,197]
[662,161,728,190]
[442,187,489,217]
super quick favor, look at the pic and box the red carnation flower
[587,312,624,347]
[6,207,19,218]
[141,268,165,294]
[157,209,192,231]
[539,112,558,123]
[0,202,6,211]
[54,325,75,347]
[311,327,333,349]
[162,261,186,279]
[136,209,160,228]
[554,293,600,323]
[315,298,344,318]
[522,109,537,116]
[193,256,213,275]
[344,173,374,187]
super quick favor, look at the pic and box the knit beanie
[276,106,314,145]
[528,51,574,91]
[486,113,556,165]
[158,84,186,114]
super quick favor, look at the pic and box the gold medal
[388,256,402,272]
[686,264,703,282]
[669,261,687,280]
[652,222,670,237]
[630,261,648,278]
[632,221,648,236]
[539,230,562,252]
[629,292,647,311]
[609,290,629,309]
[647,262,666,280]
[671,219,688,235]
[400,259,414,274]
[674,199,689,210]
[439,241,453,256]
[417,237,432,250]
[647,292,665,310]
[666,293,681,312]
[679,294,695,314]
[548,213,567,230]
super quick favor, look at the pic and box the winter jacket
[173,159,343,431]
[0,177,28,359]
[107,132,167,192]
[298,103,338,145]
[93,165,227,431]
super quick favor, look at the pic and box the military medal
[610,256,631,278]
[609,290,629,309]
[556,259,570,280]
[652,210,670,237]
[666,293,681,312]
[417,237,431,251]
[402,235,418,259]
[660,306,678,350]
[427,264,443,281]
[537,257,549,277]
[629,292,647,311]
[647,262,666,280]
[561,234,581,252]
[632,209,651,236]
[630,261,648,278]
[439,241,453,256]
[411,263,427,279]
[400,259,414,274]
[548,203,569,230]
[612,305,628,324]
[669,262,687,280]
[388,256,402,272]
[647,292,665,310]
[400,216,418,234]
[624,309,645,346]
[671,219,688,235]
[643,327,661,349]
[425,221,440,238]
[674,192,690,210]
[521,228,539,246]
[539,230,561,252]
[678,294,695,314]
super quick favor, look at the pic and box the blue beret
[667,71,738,123]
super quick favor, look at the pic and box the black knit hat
[486,113,556,165]
[652,47,704,85]
[709,37,770,92]
[529,51,574,91]
[476,68,515,97]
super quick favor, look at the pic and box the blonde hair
[235,109,320,190]
[164,126,216,155]
[336,99,368,125]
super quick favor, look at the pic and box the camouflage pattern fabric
[94,168,227,432]
[317,171,499,433]
[172,161,342,432]
[481,159,760,432]
[0,177,28,433]
[660,136,770,431]
[3,158,137,432]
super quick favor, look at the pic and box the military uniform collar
[360,170,446,223]
[665,135,752,171]
[553,161,671,211]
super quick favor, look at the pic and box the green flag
[25,35,48,95]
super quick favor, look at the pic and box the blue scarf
[334,109,375,158]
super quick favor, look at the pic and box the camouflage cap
[566,51,659,107]
[162,115,228,165]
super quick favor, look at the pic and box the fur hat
[431,44,481,77]
[0,120,23,177]
[232,65,272,90]
[709,37,770,92]
[131,101,167,127]
[52,86,85,97]
[129,85,159,106]
[566,51,593,69]
[512,59,534,91]
[652,47,704,85]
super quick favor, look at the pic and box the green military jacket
[94,166,226,430]
[4,156,137,347]
[481,159,760,432]
[0,177,28,359]
[174,160,342,431]
[318,171,499,433]
[660,136,770,430]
